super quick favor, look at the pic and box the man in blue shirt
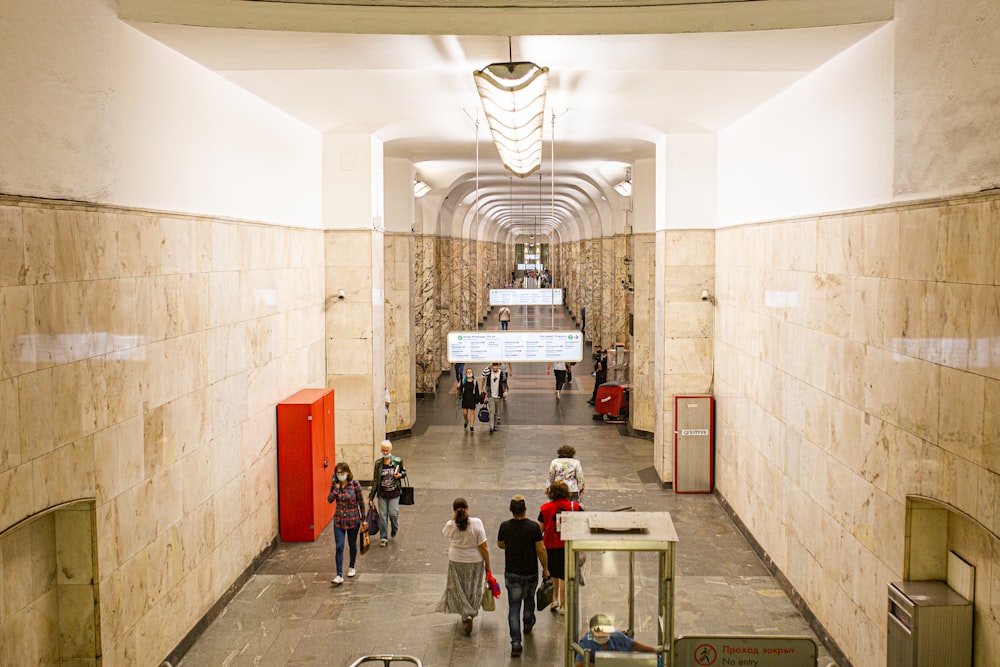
[575,613,658,665]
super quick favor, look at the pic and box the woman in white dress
[436,497,492,635]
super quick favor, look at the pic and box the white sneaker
[332,575,344,584]
[347,567,356,578]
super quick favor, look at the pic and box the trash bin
[887,581,972,667]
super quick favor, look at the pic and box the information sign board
[447,331,582,363]
[674,636,817,667]
[489,289,563,306]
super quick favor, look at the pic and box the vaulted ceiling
[119,0,891,242]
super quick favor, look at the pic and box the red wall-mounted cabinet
[276,388,335,542]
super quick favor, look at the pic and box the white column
[654,135,717,485]
[323,133,386,470]
[383,158,417,433]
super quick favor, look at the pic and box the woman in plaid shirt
[327,462,367,584]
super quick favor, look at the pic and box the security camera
[701,289,710,301]
[337,289,346,300]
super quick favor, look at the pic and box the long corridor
[177,305,838,667]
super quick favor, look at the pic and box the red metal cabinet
[276,388,335,542]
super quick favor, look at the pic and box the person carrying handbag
[327,462,366,584]
[370,439,406,547]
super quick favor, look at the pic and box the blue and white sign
[490,289,563,306]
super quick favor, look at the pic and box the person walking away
[498,495,549,658]
[481,361,508,432]
[459,367,480,432]
[587,346,608,406]
[369,440,406,546]
[327,462,367,584]
[498,305,511,330]
[437,497,492,636]
[546,361,569,400]
[537,481,582,614]
[547,445,585,501]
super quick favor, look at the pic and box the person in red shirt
[537,480,582,614]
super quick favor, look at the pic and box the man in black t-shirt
[497,495,550,658]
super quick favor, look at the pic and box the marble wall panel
[584,239,601,344]
[630,234,656,433]
[414,235,439,393]
[653,229,715,483]
[600,238,615,347]
[0,195,326,667]
[714,191,1000,667]
[612,235,630,346]
[384,233,415,431]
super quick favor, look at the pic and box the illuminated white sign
[490,289,563,306]
[448,331,582,363]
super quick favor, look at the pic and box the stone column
[383,158,416,434]
[652,136,717,484]
[323,133,386,469]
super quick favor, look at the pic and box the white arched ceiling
[123,2,890,241]
[438,169,620,243]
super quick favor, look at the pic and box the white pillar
[323,133,386,470]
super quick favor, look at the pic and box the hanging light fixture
[473,60,549,178]
[613,167,632,196]
[413,178,431,198]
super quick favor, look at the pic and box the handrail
[348,655,423,667]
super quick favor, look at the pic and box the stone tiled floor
[176,307,838,667]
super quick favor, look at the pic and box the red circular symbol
[694,644,717,666]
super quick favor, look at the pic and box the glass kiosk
[559,512,677,667]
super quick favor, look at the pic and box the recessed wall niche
[0,501,99,666]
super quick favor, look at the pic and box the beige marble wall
[326,229,385,470]
[0,196,326,665]
[600,237,616,348]
[714,192,1000,666]
[436,237,454,378]
[631,233,656,433]
[414,235,438,393]
[384,233,414,431]
[653,230,716,482]
[584,239,602,344]
[612,235,632,347]
[0,503,101,666]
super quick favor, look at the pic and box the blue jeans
[500,320,509,330]
[377,495,399,540]
[505,572,538,646]
[334,524,360,575]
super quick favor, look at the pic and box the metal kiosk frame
[560,512,677,667]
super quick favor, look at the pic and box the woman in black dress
[459,366,480,431]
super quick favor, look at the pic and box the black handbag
[366,501,381,535]
[536,577,554,611]
[399,478,415,506]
